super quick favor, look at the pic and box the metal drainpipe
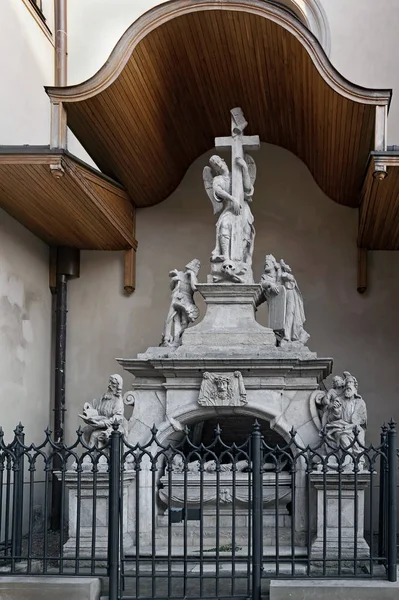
[54,273,68,447]
[51,0,70,531]
[55,0,67,87]
[51,249,79,530]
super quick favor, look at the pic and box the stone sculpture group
[71,108,370,563]
[78,108,367,461]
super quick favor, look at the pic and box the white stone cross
[215,107,260,210]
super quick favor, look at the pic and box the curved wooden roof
[46,0,391,208]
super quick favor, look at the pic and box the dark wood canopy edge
[359,152,399,251]
[0,146,136,251]
[46,0,391,209]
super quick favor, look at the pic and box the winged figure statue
[203,152,257,281]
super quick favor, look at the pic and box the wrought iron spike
[14,423,24,435]
[253,419,260,430]
[388,418,397,431]
[112,421,120,431]
[215,423,222,435]
[150,424,158,435]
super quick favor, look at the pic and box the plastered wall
[65,144,399,446]
[0,0,53,145]
[0,210,52,442]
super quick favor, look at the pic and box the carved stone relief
[198,371,247,407]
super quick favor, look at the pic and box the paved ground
[100,574,269,599]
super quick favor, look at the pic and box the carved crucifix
[203,108,260,283]
[215,108,260,214]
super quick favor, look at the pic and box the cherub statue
[203,153,256,283]
[79,374,125,449]
[161,259,200,347]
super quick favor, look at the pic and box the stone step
[157,514,291,528]
[0,577,101,600]
[152,527,294,546]
[125,545,308,558]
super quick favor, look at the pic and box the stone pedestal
[180,284,276,351]
[61,471,135,558]
[310,471,370,559]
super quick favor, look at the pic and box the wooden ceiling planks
[47,2,390,211]
[359,155,399,250]
[0,150,136,250]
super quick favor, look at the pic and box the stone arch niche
[155,412,289,461]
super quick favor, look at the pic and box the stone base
[310,471,371,559]
[181,283,276,351]
[0,577,101,600]
[270,577,399,600]
[61,471,135,558]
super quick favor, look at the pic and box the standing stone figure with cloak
[258,255,310,346]
[203,108,259,283]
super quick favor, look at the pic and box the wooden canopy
[0,147,135,250]
[46,0,391,211]
[0,0,397,295]
[359,152,399,250]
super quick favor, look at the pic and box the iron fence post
[387,420,397,582]
[251,422,263,600]
[108,422,121,600]
[12,424,24,560]
[378,424,388,561]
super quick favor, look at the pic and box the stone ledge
[0,577,101,600]
[269,576,399,600]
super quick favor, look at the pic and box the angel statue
[203,108,259,283]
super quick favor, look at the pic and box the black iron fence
[0,421,397,600]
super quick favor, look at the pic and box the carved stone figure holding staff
[203,108,260,283]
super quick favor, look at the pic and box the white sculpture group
[76,108,367,460]
[158,107,310,350]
